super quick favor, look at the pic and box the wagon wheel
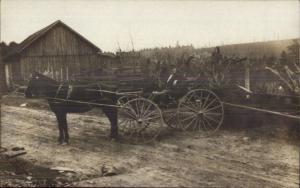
[177,89,224,133]
[118,98,163,144]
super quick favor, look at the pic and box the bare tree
[266,40,300,95]
[194,47,246,90]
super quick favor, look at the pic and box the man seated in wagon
[153,63,187,107]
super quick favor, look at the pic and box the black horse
[25,72,119,144]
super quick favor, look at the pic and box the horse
[25,72,119,145]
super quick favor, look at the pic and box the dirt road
[1,99,299,187]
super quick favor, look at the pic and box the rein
[45,97,130,109]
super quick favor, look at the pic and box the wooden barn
[3,20,115,87]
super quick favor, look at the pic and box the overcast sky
[1,0,299,52]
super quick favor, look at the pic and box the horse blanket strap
[55,84,64,98]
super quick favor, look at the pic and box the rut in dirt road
[1,105,299,187]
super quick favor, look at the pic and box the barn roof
[4,20,101,60]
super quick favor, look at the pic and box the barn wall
[22,25,97,56]
[18,25,104,82]
[20,55,106,82]
[4,58,22,87]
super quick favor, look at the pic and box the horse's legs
[54,112,65,144]
[60,113,69,144]
[102,107,118,139]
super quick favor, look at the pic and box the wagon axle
[137,118,143,124]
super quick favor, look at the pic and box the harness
[54,83,73,99]
[55,84,64,98]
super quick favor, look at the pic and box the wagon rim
[118,97,164,144]
[177,89,224,133]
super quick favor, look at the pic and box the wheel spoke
[120,109,137,119]
[180,103,197,113]
[202,93,211,109]
[205,112,222,116]
[142,102,152,117]
[202,116,215,131]
[135,100,140,118]
[127,103,138,118]
[186,93,201,109]
[183,116,197,130]
[203,113,219,124]
[144,109,159,119]
[180,114,196,123]
[186,100,200,111]
[145,110,160,118]
[183,93,196,108]
[186,92,195,102]
[119,118,129,126]
[139,100,146,117]
[202,98,217,111]
[204,104,222,113]
[144,115,161,122]
[179,111,196,116]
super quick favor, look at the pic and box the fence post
[245,61,250,90]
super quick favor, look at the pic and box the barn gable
[3,20,111,86]
[5,20,101,60]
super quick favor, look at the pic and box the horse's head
[25,72,57,98]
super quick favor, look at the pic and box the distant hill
[197,38,300,58]
[138,38,300,60]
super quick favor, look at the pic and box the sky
[1,0,299,52]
